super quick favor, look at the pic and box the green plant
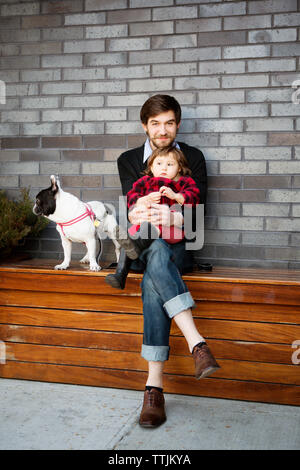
[0,188,49,258]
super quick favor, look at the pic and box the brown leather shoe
[139,388,166,428]
[192,342,221,379]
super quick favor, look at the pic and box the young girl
[106,146,200,289]
[126,146,200,245]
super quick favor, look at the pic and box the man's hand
[147,191,161,204]
[149,203,173,226]
[128,204,151,224]
[128,203,183,227]
[135,191,161,207]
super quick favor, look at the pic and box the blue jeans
[131,239,195,362]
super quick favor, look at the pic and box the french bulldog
[33,175,120,271]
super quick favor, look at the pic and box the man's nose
[158,124,167,134]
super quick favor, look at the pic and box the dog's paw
[54,263,69,270]
[79,255,89,264]
[89,263,101,272]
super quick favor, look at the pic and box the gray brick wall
[1,0,300,268]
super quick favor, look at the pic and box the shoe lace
[146,389,161,408]
[193,344,207,358]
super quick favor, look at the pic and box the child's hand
[159,186,176,200]
[160,186,185,205]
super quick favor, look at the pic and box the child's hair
[143,146,192,177]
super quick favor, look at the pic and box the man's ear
[176,120,181,131]
[142,122,148,133]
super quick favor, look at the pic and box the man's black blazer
[117,141,207,206]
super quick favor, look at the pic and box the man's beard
[149,134,175,149]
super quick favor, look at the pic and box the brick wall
[1,0,300,268]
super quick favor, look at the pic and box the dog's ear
[50,175,59,195]
[103,203,112,215]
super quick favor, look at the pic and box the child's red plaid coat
[127,175,200,244]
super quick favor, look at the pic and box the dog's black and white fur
[33,175,120,271]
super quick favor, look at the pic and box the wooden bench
[0,258,299,406]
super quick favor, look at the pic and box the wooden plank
[194,301,300,324]
[2,290,300,323]
[0,271,142,296]
[0,305,143,333]
[189,281,300,306]
[207,339,293,365]
[1,361,299,405]
[0,324,143,352]
[0,290,142,312]
[185,266,300,285]
[4,343,300,386]
[2,261,300,285]
[0,305,298,344]
[164,372,300,405]
[2,268,300,305]
[0,324,294,364]
[191,318,300,344]
[2,290,300,327]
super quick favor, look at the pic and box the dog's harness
[57,203,96,238]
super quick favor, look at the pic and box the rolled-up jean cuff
[141,344,170,362]
[163,291,195,319]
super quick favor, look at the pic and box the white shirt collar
[143,138,180,163]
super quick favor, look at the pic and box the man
[114,95,219,428]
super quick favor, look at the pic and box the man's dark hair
[140,94,181,125]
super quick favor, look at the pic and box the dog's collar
[57,203,95,237]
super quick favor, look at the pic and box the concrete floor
[0,378,299,450]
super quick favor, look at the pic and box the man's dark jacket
[117,141,207,206]
[117,142,207,268]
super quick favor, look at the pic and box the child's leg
[115,222,159,259]
[115,224,141,260]
[105,222,160,290]
[105,248,132,290]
